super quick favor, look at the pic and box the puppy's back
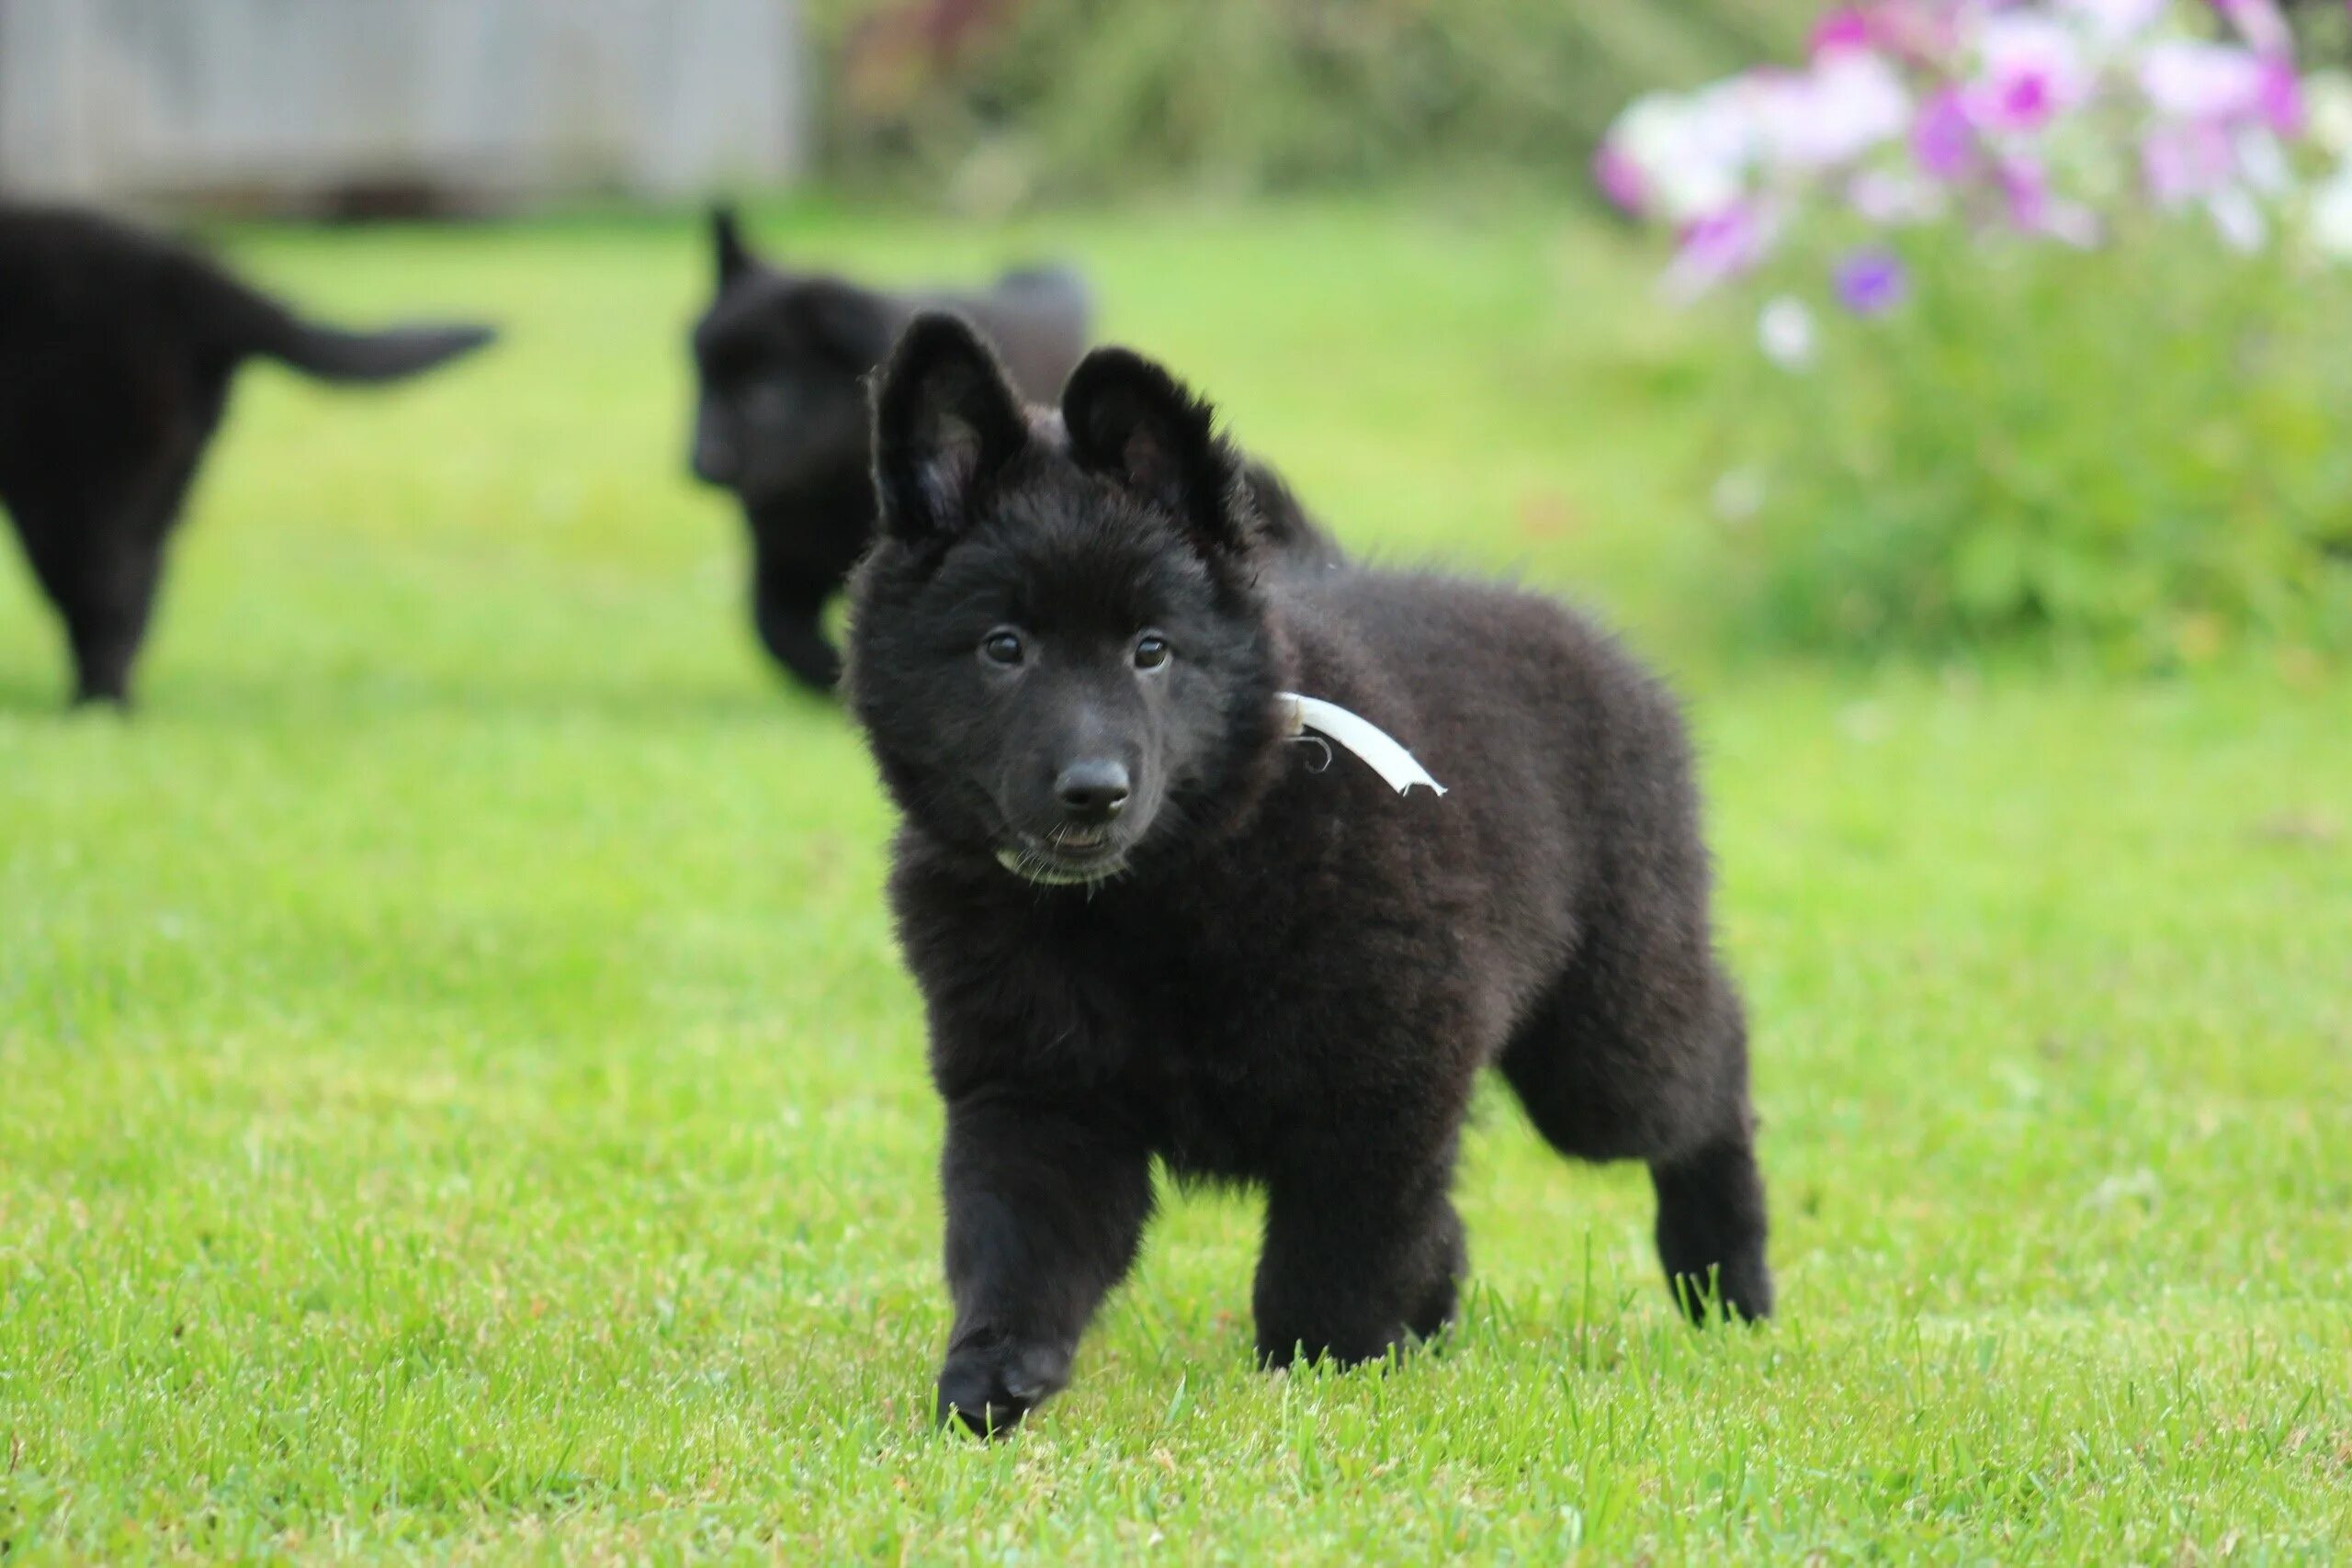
[1276,565,1703,940]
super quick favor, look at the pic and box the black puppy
[0,205,495,706]
[689,208,1091,692]
[846,315,1771,1438]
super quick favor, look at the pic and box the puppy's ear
[712,205,753,288]
[873,313,1029,544]
[1062,347,1245,556]
[790,280,896,371]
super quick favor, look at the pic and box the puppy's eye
[981,629,1026,667]
[1133,634,1171,671]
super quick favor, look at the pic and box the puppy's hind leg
[37,444,203,707]
[1501,953,1772,1325]
[1651,1113,1772,1325]
[62,536,166,707]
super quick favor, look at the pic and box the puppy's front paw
[934,1341,1068,1438]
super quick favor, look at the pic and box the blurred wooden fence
[0,0,805,209]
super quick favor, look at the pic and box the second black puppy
[0,205,495,705]
[690,209,1091,692]
[848,316,1772,1438]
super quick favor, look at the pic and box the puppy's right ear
[712,204,752,288]
[873,313,1028,544]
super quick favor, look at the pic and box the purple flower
[1833,248,1910,315]
[1915,87,1976,181]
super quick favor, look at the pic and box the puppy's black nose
[1055,760,1130,822]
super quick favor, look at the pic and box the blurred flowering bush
[1601,0,2352,665]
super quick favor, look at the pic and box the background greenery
[806,0,1810,203]
[1,204,2346,1562]
[1707,227,2352,669]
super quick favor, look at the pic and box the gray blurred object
[0,0,804,211]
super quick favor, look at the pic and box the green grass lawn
[2,202,2347,1562]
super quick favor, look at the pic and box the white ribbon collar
[1277,693,1446,797]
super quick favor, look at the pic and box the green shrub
[806,0,1810,202]
[1706,228,2352,668]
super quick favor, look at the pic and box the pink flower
[1593,143,1646,215]
[2256,56,2304,135]
[1809,6,1876,57]
[1964,16,2091,135]
[1666,202,1778,299]
[1868,1,1963,68]
[1915,88,1977,180]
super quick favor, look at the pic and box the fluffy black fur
[0,205,496,706]
[846,316,1771,1438]
[689,207,1092,692]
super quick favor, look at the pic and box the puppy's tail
[254,316,498,384]
[204,270,497,385]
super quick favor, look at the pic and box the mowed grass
[2,202,2347,1563]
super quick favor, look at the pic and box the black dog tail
[254,317,498,384]
[199,266,496,385]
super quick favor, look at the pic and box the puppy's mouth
[995,826,1130,887]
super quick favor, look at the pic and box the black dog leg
[1651,1124,1773,1324]
[934,1094,1153,1437]
[752,561,841,693]
[1252,1145,1465,1370]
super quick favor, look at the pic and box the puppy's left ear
[873,313,1029,544]
[1062,347,1246,556]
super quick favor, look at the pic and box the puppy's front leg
[934,1092,1153,1437]
[1252,1142,1465,1371]
[751,571,841,692]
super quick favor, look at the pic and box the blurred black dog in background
[0,206,496,706]
[689,207,1091,692]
